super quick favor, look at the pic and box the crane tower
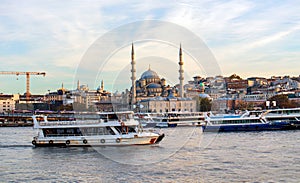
[0,71,46,101]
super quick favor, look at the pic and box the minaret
[77,80,80,90]
[179,44,184,98]
[101,80,104,91]
[131,43,136,106]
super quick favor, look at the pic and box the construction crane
[0,71,46,101]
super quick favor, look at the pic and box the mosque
[135,66,172,99]
[129,43,196,113]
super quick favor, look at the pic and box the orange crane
[0,71,46,101]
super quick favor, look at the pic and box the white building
[0,94,19,113]
[139,91,196,113]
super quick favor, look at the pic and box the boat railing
[44,133,84,137]
[38,120,105,126]
[154,114,204,119]
[33,114,137,127]
[44,132,116,137]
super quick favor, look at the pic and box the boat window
[115,126,122,133]
[57,129,64,134]
[115,126,131,134]
[66,129,74,134]
[79,127,114,136]
[108,114,118,120]
[106,127,115,135]
[128,127,136,132]
[43,128,83,136]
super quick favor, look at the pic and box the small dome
[147,83,161,89]
[141,69,159,79]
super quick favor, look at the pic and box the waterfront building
[0,94,18,113]
[225,77,248,94]
[184,76,205,98]
[247,77,268,87]
[139,90,196,113]
[205,75,226,100]
[43,81,111,111]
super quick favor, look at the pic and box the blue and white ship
[202,108,300,132]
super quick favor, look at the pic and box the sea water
[1,127,299,182]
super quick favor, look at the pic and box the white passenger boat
[261,108,300,128]
[31,111,165,147]
[153,112,205,128]
[134,113,157,128]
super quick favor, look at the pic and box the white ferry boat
[203,108,300,132]
[31,111,165,147]
[152,112,205,128]
[134,113,157,128]
[261,108,300,128]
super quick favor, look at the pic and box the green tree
[229,74,242,80]
[268,94,297,108]
[195,97,212,112]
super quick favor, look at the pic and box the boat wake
[0,144,33,148]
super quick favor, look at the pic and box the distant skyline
[0,1,299,94]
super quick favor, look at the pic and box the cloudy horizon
[1,0,299,94]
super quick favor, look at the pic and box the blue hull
[168,123,177,127]
[202,122,295,132]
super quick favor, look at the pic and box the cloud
[1,0,300,93]
[164,1,300,78]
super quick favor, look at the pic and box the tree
[229,74,242,80]
[195,97,212,112]
[267,94,297,108]
[235,101,254,111]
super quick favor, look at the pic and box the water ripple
[0,127,300,182]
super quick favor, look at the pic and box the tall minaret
[77,80,80,90]
[131,43,136,106]
[179,44,184,98]
[101,80,104,91]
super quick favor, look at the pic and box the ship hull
[32,134,164,147]
[202,122,295,132]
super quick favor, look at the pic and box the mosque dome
[141,69,160,79]
[147,83,161,89]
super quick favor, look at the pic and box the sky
[0,0,300,94]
